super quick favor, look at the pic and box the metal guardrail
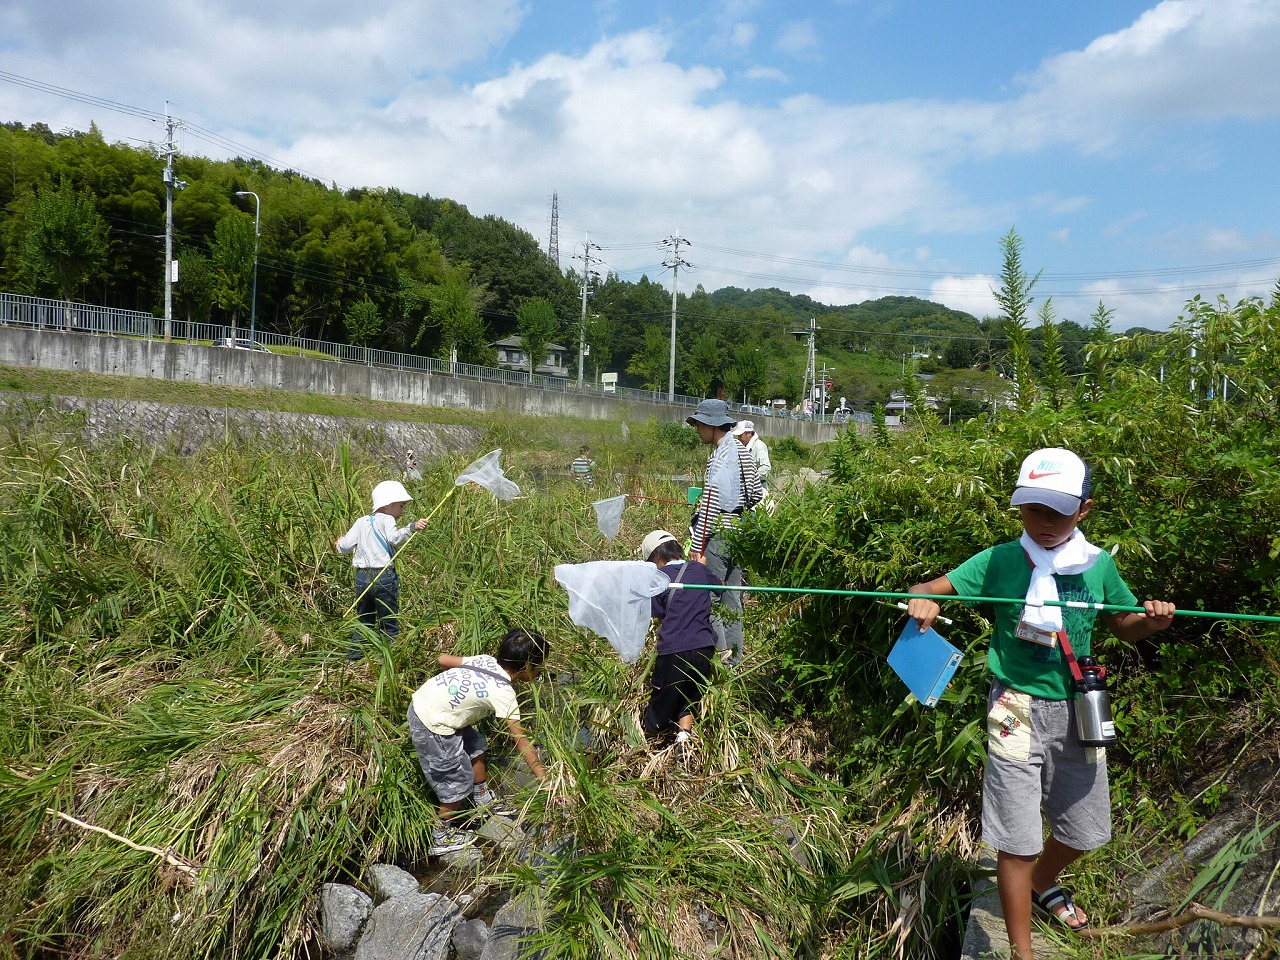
[0,291,870,425]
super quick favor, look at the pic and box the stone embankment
[0,393,482,461]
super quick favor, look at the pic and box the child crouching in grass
[408,627,551,855]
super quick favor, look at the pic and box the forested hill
[2,120,1154,411]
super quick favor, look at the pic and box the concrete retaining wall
[0,327,849,443]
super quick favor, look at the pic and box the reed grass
[1,410,1032,959]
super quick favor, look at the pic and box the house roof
[491,336,568,351]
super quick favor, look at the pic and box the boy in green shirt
[906,448,1175,960]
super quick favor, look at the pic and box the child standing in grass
[905,448,1175,960]
[641,529,722,746]
[334,480,428,659]
[408,627,551,855]
[570,445,595,484]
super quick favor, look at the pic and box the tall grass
[1,411,976,960]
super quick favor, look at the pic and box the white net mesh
[554,560,671,662]
[454,449,520,502]
[592,495,627,540]
[705,444,742,511]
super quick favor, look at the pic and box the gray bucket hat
[685,398,737,429]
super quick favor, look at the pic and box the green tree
[344,295,383,363]
[515,297,560,379]
[210,214,257,332]
[627,326,670,392]
[1037,300,1069,410]
[943,337,976,370]
[684,330,720,397]
[18,177,109,323]
[583,312,614,384]
[724,344,769,405]
[992,227,1039,412]
[173,249,216,330]
[420,268,491,367]
[1082,300,1116,402]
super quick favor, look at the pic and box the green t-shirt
[947,540,1138,700]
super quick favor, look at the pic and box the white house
[491,336,570,378]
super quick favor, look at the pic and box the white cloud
[930,276,999,320]
[3,0,526,140]
[1010,0,1280,148]
[742,65,788,83]
[776,20,820,58]
[730,22,756,51]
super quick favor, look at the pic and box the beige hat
[640,529,678,561]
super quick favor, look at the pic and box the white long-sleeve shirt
[745,435,771,486]
[335,513,416,568]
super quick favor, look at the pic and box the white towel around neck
[1019,530,1102,632]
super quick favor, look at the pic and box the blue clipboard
[888,620,964,708]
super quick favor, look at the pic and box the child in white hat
[639,529,723,745]
[335,480,429,659]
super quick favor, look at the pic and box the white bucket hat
[372,480,413,512]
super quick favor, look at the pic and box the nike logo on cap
[1027,469,1061,479]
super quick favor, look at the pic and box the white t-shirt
[411,655,521,735]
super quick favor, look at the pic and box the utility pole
[788,317,820,418]
[661,233,691,401]
[161,106,183,341]
[576,235,601,388]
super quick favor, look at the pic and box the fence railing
[0,291,870,425]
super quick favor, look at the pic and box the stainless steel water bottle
[1074,656,1117,746]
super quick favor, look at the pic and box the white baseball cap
[372,480,413,512]
[1010,448,1091,515]
[731,420,756,436]
[639,529,679,561]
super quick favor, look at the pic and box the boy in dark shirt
[640,529,723,745]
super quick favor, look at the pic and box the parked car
[217,337,271,352]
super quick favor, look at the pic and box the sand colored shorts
[408,705,486,804]
[981,680,1111,857]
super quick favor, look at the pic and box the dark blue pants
[349,566,399,658]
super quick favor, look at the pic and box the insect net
[592,495,627,540]
[454,449,520,502]
[554,560,671,662]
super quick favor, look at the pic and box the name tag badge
[1016,620,1059,648]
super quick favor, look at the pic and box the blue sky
[2,0,1278,330]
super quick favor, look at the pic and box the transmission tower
[547,191,560,269]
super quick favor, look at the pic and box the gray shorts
[408,705,487,804]
[981,681,1111,857]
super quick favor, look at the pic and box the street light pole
[235,191,260,343]
[661,233,691,402]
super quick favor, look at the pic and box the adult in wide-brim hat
[685,398,737,429]
[684,397,760,670]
